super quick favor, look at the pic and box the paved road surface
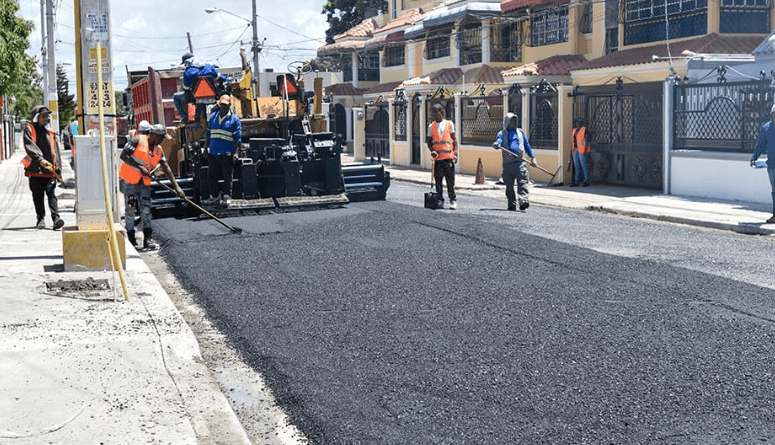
[153,182,775,444]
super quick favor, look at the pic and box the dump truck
[128,52,389,217]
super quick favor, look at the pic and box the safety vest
[430,120,455,160]
[119,135,163,186]
[572,126,589,154]
[21,124,58,178]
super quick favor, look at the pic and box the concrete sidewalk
[383,163,775,236]
[0,147,250,444]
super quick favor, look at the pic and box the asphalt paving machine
[148,57,389,217]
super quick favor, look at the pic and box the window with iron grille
[342,56,353,82]
[461,96,504,146]
[490,19,522,63]
[720,0,769,33]
[579,1,593,34]
[358,51,380,82]
[457,25,482,66]
[425,30,451,59]
[530,6,569,46]
[623,0,707,45]
[383,45,405,67]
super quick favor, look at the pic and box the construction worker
[173,53,221,123]
[119,124,184,249]
[426,103,458,210]
[22,105,64,230]
[204,94,242,206]
[493,112,536,211]
[751,103,775,223]
[570,117,590,187]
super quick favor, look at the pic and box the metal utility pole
[40,0,47,101]
[44,0,59,130]
[251,0,260,96]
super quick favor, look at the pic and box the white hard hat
[138,120,151,132]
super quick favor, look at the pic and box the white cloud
[20,0,330,92]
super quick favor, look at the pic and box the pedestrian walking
[22,105,64,230]
[204,94,242,206]
[426,103,458,210]
[493,112,536,211]
[751,104,775,223]
[119,124,184,249]
[570,117,590,187]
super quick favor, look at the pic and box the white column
[351,52,359,88]
[663,77,675,195]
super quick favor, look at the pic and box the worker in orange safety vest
[570,117,590,187]
[22,105,64,230]
[119,124,184,249]
[426,103,458,210]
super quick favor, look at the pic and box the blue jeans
[573,151,589,183]
[173,91,187,121]
[768,167,775,214]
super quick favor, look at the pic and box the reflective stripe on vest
[572,126,589,153]
[119,135,162,186]
[22,125,58,178]
[430,120,455,160]
[209,128,235,143]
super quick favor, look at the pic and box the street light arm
[205,7,251,24]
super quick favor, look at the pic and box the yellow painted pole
[96,41,130,301]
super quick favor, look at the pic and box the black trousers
[433,159,456,201]
[208,153,234,199]
[28,176,59,222]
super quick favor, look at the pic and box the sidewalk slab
[0,146,250,445]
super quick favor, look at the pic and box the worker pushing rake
[491,112,559,211]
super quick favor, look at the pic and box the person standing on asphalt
[492,112,536,211]
[426,103,458,210]
[119,124,184,249]
[751,104,775,223]
[570,117,590,187]
[204,94,241,206]
[22,105,64,230]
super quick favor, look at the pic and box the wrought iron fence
[529,80,558,151]
[393,101,407,141]
[461,95,503,145]
[365,102,390,159]
[673,77,772,153]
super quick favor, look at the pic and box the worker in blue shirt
[493,112,536,211]
[173,53,221,123]
[751,103,775,223]
[204,94,242,206]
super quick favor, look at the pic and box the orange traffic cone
[475,158,485,185]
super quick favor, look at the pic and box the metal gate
[574,79,663,189]
[529,80,558,151]
[330,103,347,141]
[508,84,522,117]
[365,101,389,160]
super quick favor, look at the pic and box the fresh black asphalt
[154,183,775,444]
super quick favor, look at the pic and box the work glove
[531,158,537,167]
[430,151,438,159]
[175,187,185,198]
[453,155,458,164]
[139,166,150,177]
[492,142,501,150]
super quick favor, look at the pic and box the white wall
[669,151,771,205]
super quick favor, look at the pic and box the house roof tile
[502,54,587,77]
[363,80,405,95]
[378,8,423,34]
[324,83,366,96]
[574,33,764,71]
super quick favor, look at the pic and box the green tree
[0,0,42,117]
[56,64,76,129]
[322,0,387,44]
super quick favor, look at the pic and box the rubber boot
[143,228,158,250]
[127,229,137,247]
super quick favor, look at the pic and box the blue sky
[18,0,330,91]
